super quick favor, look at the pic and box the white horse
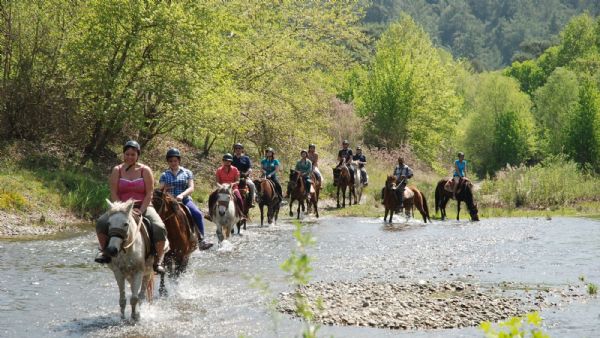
[349,162,364,204]
[104,199,155,321]
[211,184,239,246]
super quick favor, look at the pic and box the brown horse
[236,174,252,232]
[288,170,318,219]
[435,178,479,221]
[306,172,320,217]
[254,178,281,226]
[334,165,352,208]
[382,176,431,223]
[152,189,198,294]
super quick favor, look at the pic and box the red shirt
[216,165,239,184]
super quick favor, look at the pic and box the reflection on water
[0,216,599,337]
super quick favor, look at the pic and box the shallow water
[1,216,599,337]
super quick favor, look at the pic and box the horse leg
[440,197,448,220]
[336,187,341,208]
[216,223,224,243]
[313,195,319,218]
[260,204,265,227]
[456,200,461,221]
[114,271,127,319]
[289,198,294,217]
[297,200,301,219]
[130,272,144,321]
[159,270,167,297]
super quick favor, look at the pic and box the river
[1,216,599,337]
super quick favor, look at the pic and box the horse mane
[107,200,135,215]
[216,184,233,194]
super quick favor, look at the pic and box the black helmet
[166,148,181,159]
[233,143,243,149]
[300,149,308,156]
[458,152,465,157]
[222,153,233,161]
[123,140,141,154]
[356,146,362,150]
[308,144,316,148]
[342,140,349,145]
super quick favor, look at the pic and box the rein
[122,213,143,251]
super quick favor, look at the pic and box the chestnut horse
[288,170,319,219]
[254,178,281,226]
[153,189,198,294]
[382,176,431,223]
[334,165,352,208]
[435,178,479,221]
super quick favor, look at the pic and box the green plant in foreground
[579,275,585,282]
[280,220,320,338]
[587,283,598,295]
[480,312,549,338]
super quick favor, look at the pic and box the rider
[335,140,354,186]
[232,143,256,208]
[352,146,369,186]
[159,148,213,251]
[95,140,167,273]
[453,152,467,199]
[207,153,246,220]
[307,144,323,185]
[261,147,283,200]
[392,156,413,210]
[295,150,313,198]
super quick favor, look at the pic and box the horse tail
[421,191,431,222]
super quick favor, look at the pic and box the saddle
[178,202,199,239]
[132,213,154,258]
[444,178,469,193]
[395,186,414,200]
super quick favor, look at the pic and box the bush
[0,191,29,211]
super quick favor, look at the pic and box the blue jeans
[183,197,205,237]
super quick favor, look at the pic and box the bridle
[108,211,142,252]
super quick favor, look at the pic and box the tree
[357,15,461,165]
[463,73,537,175]
[566,77,600,169]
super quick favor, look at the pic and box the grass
[588,283,598,295]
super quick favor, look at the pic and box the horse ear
[106,199,113,208]
[126,199,135,214]
[217,183,223,190]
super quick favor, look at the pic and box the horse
[152,189,198,294]
[210,184,240,245]
[382,176,431,223]
[236,173,252,233]
[435,178,480,221]
[288,170,318,219]
[254,177,281,226]
[104,199,155,321]
[334,164,352,208]
[306,172,320,217]
[349,162,364,204]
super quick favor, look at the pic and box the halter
[108,211,143,252]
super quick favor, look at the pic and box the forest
[2,0,600,177]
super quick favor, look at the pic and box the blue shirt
[394,164,413,183]
[232,154,252,173]
[454,159,467,177]
[261,158,280,177]
[159,167,194,197]
[353,154,367,168]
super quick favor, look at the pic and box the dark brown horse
[382,176,431,223]
[152,189,198,294]
[435,178,479,221]
[288,170,319,219]
[236,174,252,233]
[253,178,281,226]
[334,165,352,208]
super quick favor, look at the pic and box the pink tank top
[117,165,146,203]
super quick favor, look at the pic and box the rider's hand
[133,208,142,216]
[176,194,184,202]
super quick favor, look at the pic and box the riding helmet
[458,152,465,157]
[308,144,316,149]
[123,140,141,154]
[233,143,243,149]
[166,148,181,159]
[300,149,308,156]
[356,146,362,150]
[342,140,349,145]
[266,147,275,154]
[222,153,233,162]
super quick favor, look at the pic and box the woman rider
[307,144,323,185]
[261,147,283,200]
[453,152,467,199]
[159,148,213,251]
[207,153,246,220]
[295,150,313,197]
[95,140,167,273]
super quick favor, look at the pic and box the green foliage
[565,78,600,170]
[356,15,461,165]
[463,73,537,176]
[0,191,29,212]
[280,220,320,338]
[483,155,600,208]
[480,312,549,338]
[588,283,598,295]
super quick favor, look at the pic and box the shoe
[94,251,111,264]
[198,240,213,251]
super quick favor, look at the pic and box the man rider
[393,157,413,210]
[307,144,323,185]
[232,143,256,208]
[335,140,354,186]
[353,146,369,186]
[295,150,313,198]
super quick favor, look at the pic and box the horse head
[215,183,233,217]
[461,181,480,221]
[385,175,396,189]
[105,199,136,257]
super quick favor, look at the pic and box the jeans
[183,197,205,237]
